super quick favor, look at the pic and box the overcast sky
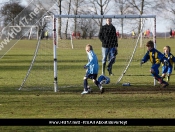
[0,0,171,33]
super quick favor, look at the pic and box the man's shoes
[161,81,169,88]
[81,90,89,95]
[109,73,114,76]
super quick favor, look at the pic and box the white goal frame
[9,26,39,40]
[53,14,156,92]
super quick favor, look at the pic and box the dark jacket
[98,24,118,48]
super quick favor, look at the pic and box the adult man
[98,18,118,75]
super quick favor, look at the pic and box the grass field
[0,38,175,131]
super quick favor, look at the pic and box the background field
[0,38,175,131]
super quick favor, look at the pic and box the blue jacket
[142,48,164,65]
[85,50,99,74]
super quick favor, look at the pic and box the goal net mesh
[19,16,155,92]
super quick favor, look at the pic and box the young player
[161,46,175,82]
[141,40,169,88]
[81,44,104,94]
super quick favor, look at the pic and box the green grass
[0,38,175,131]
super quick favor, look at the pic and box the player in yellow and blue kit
[141,40,169,88]
[161,46,175,82]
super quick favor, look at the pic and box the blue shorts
[151,64,160,75]
[162,66,172,74]
[85,73,97,80]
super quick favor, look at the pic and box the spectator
[169,28,172,38]
[72,32,76,39]
[44,30,48,40]
[98,18,118,76]
[172,29,175,38]
[146,29,150,39]
[76,31,80,39]
[132,30,136,39]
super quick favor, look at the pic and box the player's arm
[141,52,149,65]
[85,53,94,68]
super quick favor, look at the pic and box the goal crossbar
[54,14,156,19]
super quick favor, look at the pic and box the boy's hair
[86,44,93,51]
[146,40,154,48]
[163,46,171,52]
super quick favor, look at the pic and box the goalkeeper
[81,44,104,95]
[161,46,175,82]
[141,40,169,88]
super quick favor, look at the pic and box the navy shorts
[85,73,97,80]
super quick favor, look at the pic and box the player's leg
[102,47,109,75]
[161,66,167,79]
[167,67,172,82]
[107,49,116,76]
[81,72,90,94]
[151,64,169,88]
[92,74,104,94]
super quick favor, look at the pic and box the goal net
[19,15,156,92]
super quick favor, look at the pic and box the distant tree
[57,0,63,39]
[154,0,175,26]
[113,0,130,38]
[71,0,86,34]
[89,0,111,27]
[1,1,25,26]
[127,0,154,34]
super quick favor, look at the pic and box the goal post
[53,14,157,92]
[8,26,39,40]
[19,14,157,92]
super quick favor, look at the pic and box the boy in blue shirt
[141,40,169,88]
[81,44,104,94]
[162,46,175,82]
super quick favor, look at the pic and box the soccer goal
[19,14,157,92]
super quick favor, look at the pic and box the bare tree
[113,0,130,38]
[62,0,72,39]
[127,0,154,34]
[71,0,86,35]
[89,0,111,27]
[57,0,63,39]
[1,1,24,26]
[154,0,175,26]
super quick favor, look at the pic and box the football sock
[83,79,88,91]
